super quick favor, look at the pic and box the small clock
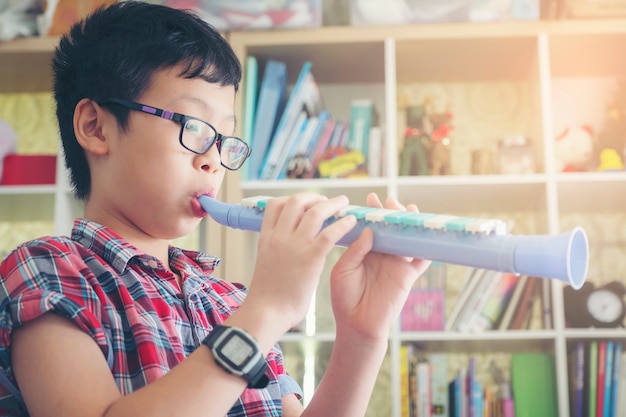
[563,281,626,328]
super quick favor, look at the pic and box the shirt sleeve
[0,240,112,396]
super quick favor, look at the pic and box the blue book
[248,59,287,180]
[259,61,315,180]
[241,55,258,180]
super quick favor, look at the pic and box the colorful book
[247,59,287,180]
[498,274,529,330]
[511,352,558,417]
[241,55,258,180]
[473,272,521,331]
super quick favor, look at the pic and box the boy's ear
[73,98,111,155]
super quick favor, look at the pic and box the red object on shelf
[1,154,57,185]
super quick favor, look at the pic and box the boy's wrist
[224,300,289,354]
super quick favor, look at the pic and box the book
[445,267,484,331]
[259,61,323,180]
[570,341,585,417]
[511,352,558,417]
[399,345,411,417]
[303,118,336,179]
[429,353,448,417]
[508,276,539,330]
[604,342,615,417]
[541,278,553,329]
[271,109,308,180]
[616,347,626,417]
[597,342,607,417]
[241,55,258,180]
[498,274,529,330]
[475,272,521,331]
[247,59,287,180]
[611,343,622,417]
[401,261,446,331]
[347,98,374,160]
[589,341,599,417]
[416,360,431,417]
[367,125,383,177]
[455,269,499,332]
[468,357,477,417]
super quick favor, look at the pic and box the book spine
[417,361,431,417]
[348,99,373,159]
[611,342,622,417]
[589,342,598,417]
[597,342,607,417]
[430,353,448,417]
[400,345,411,417]
[574,342,585,417]
[603,342,614,417]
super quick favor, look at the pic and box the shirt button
[147,260,158,269]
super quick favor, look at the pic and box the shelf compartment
[557,173,626,212]
[397,176,548,215]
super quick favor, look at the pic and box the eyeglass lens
[183,119,249,170]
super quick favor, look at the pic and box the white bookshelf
[226,20,626,417]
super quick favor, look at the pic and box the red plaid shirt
[0,219,300,416]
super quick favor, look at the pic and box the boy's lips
[191,196,209,218]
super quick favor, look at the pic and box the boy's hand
[330,193,431,342]
[244,192,357,334]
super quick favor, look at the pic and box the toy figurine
[597,148,624,171]
[398,97,453,176]
[554,125,595,172]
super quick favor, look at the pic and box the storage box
[1,155,57,185]
[349,0,539,25]
[163,0,322,30]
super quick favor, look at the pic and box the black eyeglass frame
[100,98,251,171]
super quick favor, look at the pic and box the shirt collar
[71,218,220,274]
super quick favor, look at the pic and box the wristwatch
[202,325,269,389]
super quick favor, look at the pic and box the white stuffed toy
[554,125,595,172]
[0,120,17,184]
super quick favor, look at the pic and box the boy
[0,2,429,416]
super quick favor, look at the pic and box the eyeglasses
[101,98,251,171]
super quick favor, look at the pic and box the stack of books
[242,57,382,180]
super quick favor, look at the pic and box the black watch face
[220,333,255,367]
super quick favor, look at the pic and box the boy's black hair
[52,1,242,200]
